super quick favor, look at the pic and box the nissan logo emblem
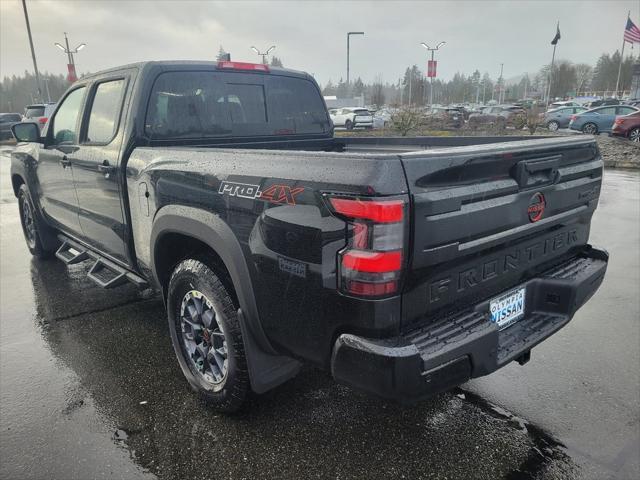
[527,192,546,223]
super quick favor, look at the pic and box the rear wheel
[547,121,560,131]
[18,184,55,259]
[629,128,640,142]
[582,122,598,134]
[345,119,353,130]
[167,257,249,412]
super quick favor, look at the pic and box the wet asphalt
[0,147,638,480]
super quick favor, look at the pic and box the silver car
[544,106,587,131]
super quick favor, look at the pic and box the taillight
[328,196,406,298]
[569,115,577,122]
[217,61,269,72]
[613,119,623,125]
[38,117,48,124]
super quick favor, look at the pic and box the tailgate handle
[515,155,561,188]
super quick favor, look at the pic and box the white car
[22,103,57,131]
[329,107,373,130]
[373,108,393,128]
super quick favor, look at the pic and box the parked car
[329,107,373,129]
[611,110,640,142]
[584,98,620,109]
[543,106,587,131]
[568,105,639,134]
[372,108,392,128]
[468,105,525,129]
[0,113,22,140]
[10,60,608,412]
[22,103,57,130]
[421,107,463,129]
[549,101,577,110]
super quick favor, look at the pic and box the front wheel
[18,184,55,259]
[167,257,249,412]
[629,128,640,143]
[547,121,560,131]
[582,122,598,135]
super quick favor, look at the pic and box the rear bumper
[331,245,608,403]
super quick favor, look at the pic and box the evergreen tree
[216,46,228,61]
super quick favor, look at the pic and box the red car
[611,110,640,142]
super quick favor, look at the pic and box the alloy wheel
[629,128,640,143]
[20,195,36,248]
[179,290,228,387]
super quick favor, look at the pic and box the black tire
[629,128,640,143]
[18,184,55,259]
[582,122,598,134]
[345,119,353,130]
[547,121,560,132]
[167,257,249,412]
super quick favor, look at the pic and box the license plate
[489,287,526,329]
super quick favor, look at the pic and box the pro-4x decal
[218,181,304,206]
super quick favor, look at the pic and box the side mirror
[11,122,41,143]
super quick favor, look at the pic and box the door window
[596,107,616,115]
[86,79,126,143]
[617,106,635,115]
[51,87,86,145]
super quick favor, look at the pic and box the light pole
[251,45,275,64]
[21,0,42,101]
[346,31,364,88]
[421,41,445,107]
[55,32,85,82]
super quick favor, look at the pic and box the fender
[10,153,59,252]
[150,205,300,393]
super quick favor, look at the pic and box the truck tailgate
[400,136,603,327]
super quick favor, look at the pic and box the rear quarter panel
[126,147,408,365]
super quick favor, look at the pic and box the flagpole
[545,21,559,107]
[614,11,630,98]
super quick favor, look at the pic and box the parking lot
[0,147,638,479]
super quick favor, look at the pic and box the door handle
[98,160,115,178]
[59,156,71,168]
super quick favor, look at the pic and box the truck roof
[79,60,312,81]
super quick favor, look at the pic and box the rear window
[0,114,21,122]
[24,106,45,118]
[145,71,329,140]
[353,109,370,115]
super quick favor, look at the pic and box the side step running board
[88,259,127,288]
[56,235,148,290]
[56,241,89,265]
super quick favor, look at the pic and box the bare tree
[370,75,385,107]
[390,106,422,136]
[574,63,592,96]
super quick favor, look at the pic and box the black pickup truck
[10,61,608,411]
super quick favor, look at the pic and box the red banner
[427,60,437,78]
[67,64,77,83]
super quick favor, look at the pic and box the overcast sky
[1,0,638,86]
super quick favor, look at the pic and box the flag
[624,17,640,44]
[551,24,561,45]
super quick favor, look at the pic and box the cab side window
[51,87,86,145]
[86,79,126,143]
[597,107,616,115]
